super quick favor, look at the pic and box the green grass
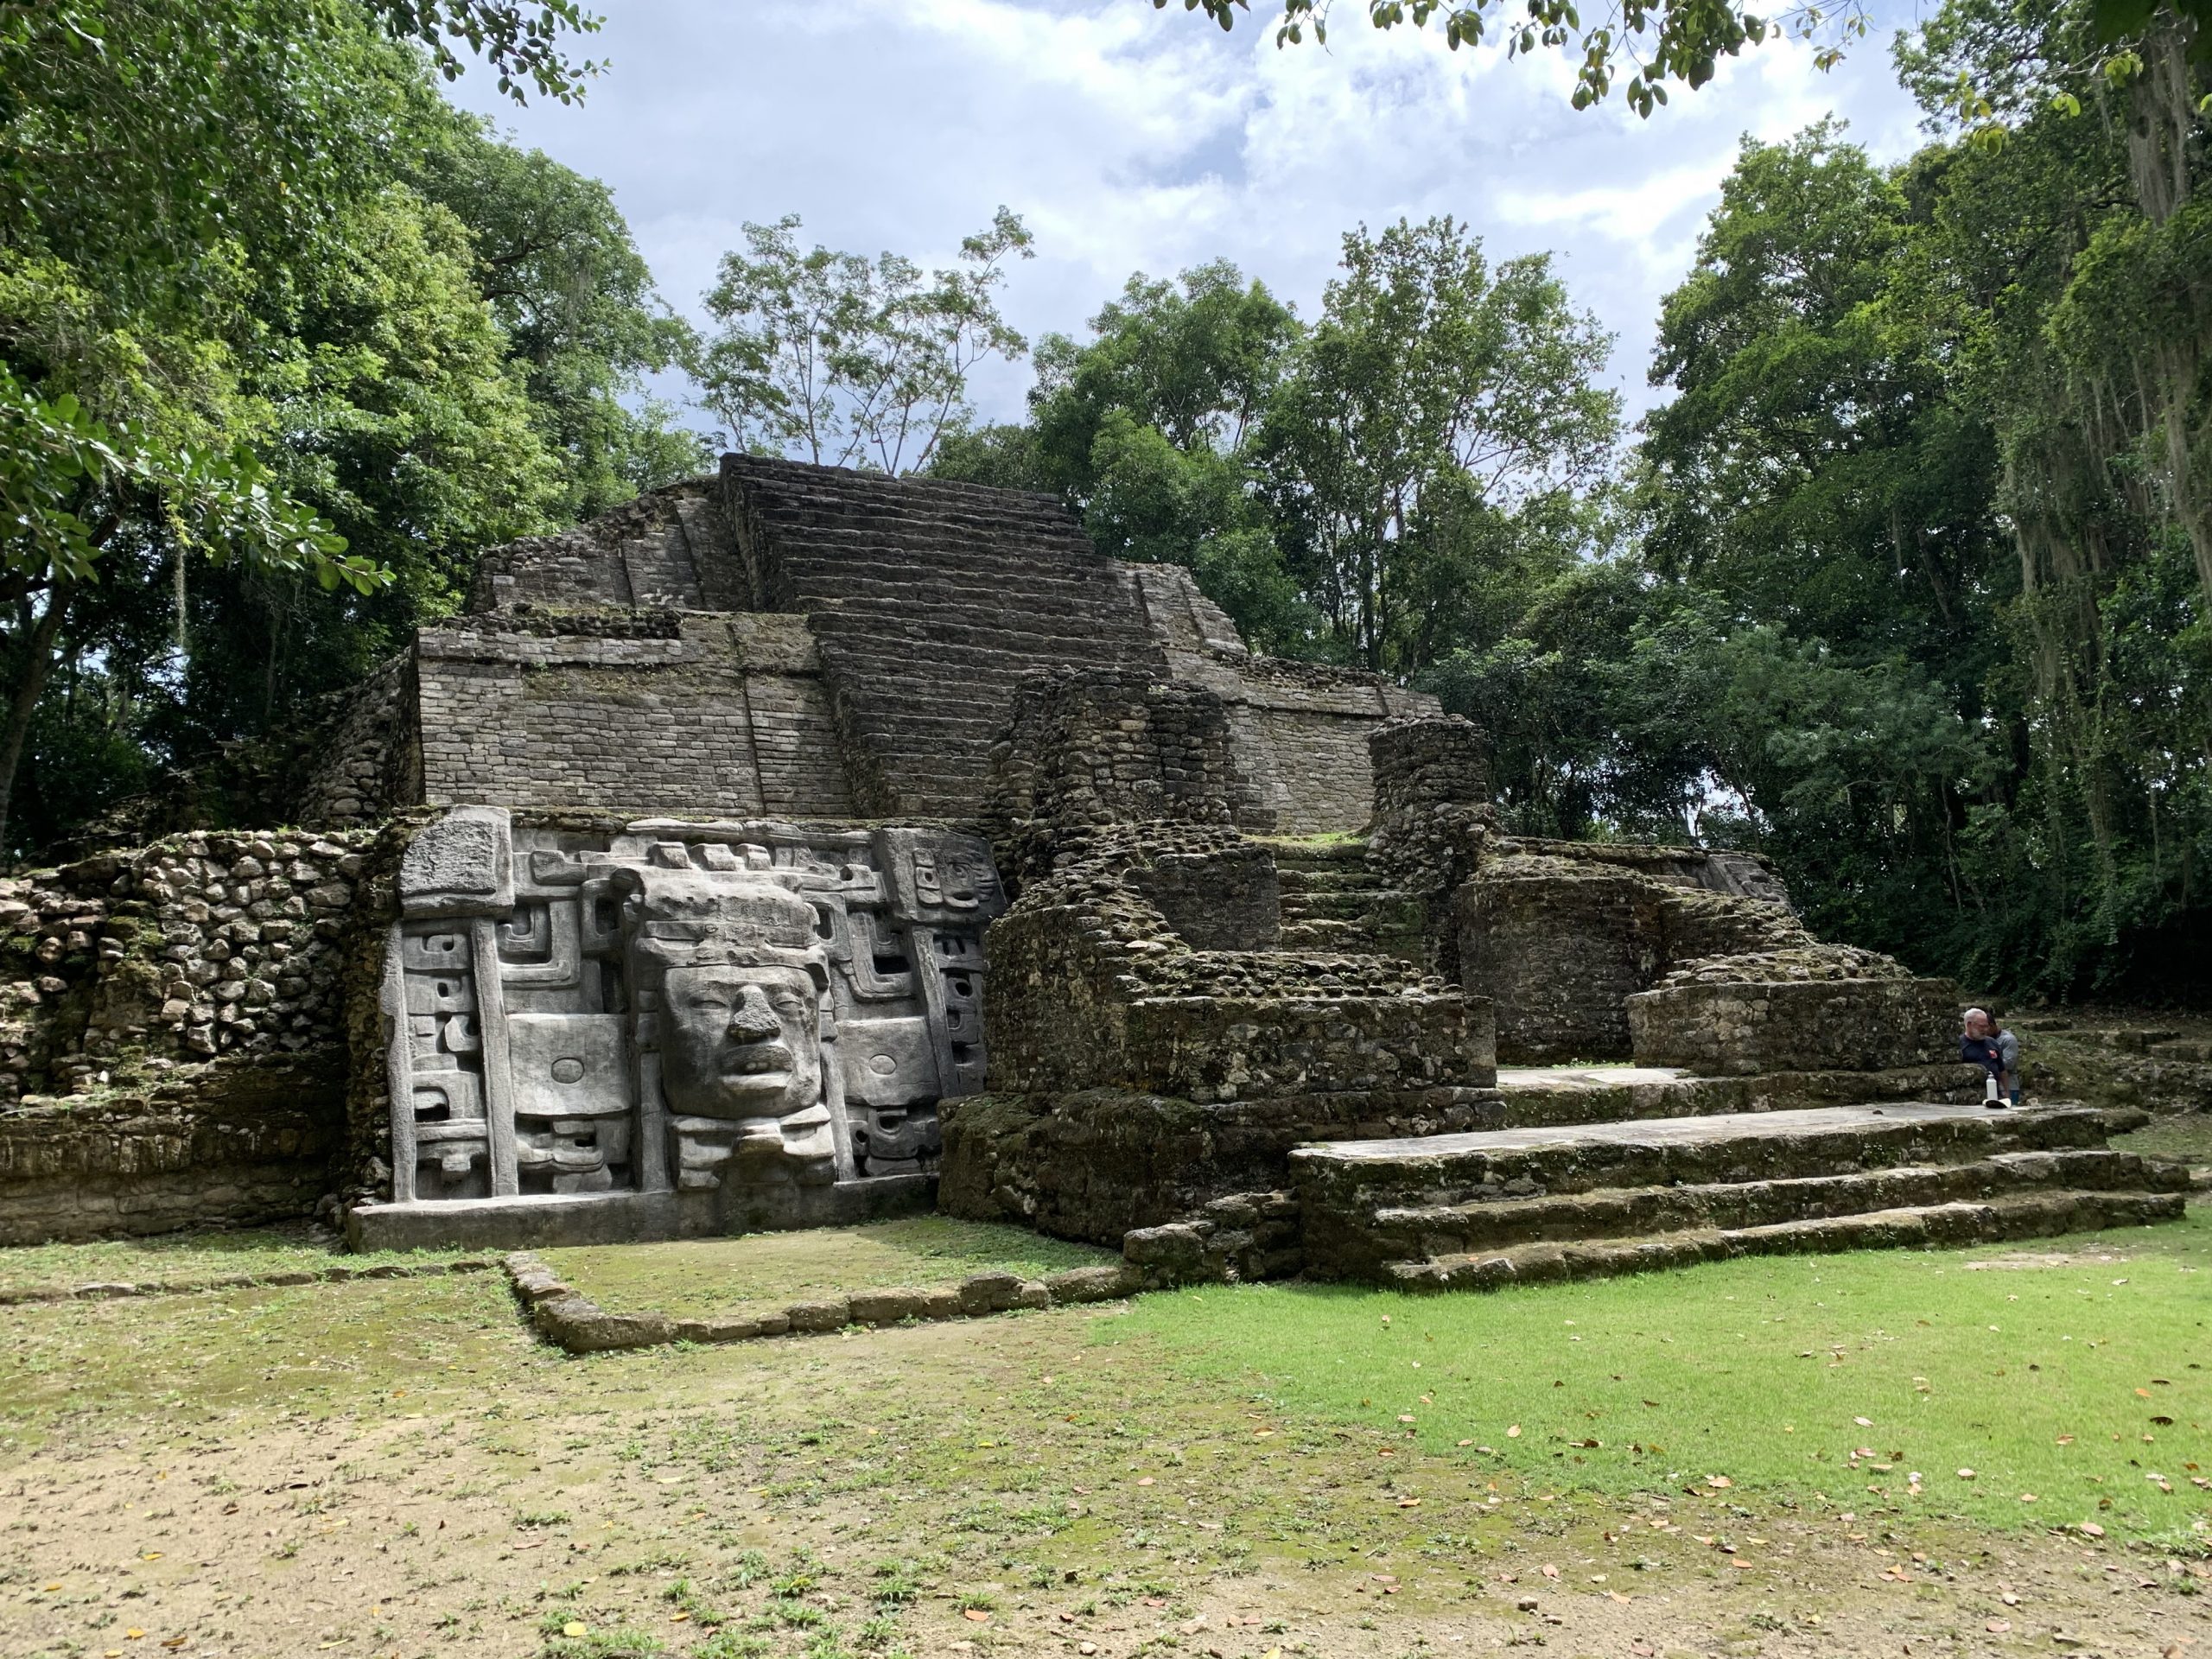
[0,1221,474,1295]
[0,1273,543,1442]
[2113,1111,2212,1164]
[1121,1207,2212,1542]
[542,1216,1114,1322]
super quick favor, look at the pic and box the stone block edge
[501,1249,1148,1357]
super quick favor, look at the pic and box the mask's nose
[725,985,785,1042]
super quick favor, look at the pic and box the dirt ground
[3,1269,2209,1659]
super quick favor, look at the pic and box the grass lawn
[2115,1111,2212,1164]
[1122,1205,2212,1543]
[2,1208,2208,1657]
[541,1215,1114,1322]
[0,1220,475,1297]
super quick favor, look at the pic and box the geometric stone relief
[383,807,1004,1211]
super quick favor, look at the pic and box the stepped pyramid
[300,456,1432,833]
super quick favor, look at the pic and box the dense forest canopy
[3,0,2207,1004]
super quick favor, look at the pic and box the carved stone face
[912,846,997,912]
[660,963,821,1120]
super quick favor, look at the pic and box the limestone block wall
[294,656,416,830]
[412,613,853,820]
[938,1087,1503,1249]
[1459,859,1660,1062]
[986,669,1274,887]
[1454,840,1810,1064]
[722,455,1170,818]
[466,480,748,613]
[1123,562,1440,836]
[300,462,1440,834]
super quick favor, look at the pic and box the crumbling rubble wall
[1123,563,1439,836]
[1627,950,1956,1075]
[985,669,1274,887]
[0,829,378,1243]
[1452,842,1813,1064]
[939,1088,1498,1248]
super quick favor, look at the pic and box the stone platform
[1291,1101,2190,1288]
[347,1173,934,1253]
[1494,1060,1986,1128]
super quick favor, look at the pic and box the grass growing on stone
[2114,1111,2212,1165]
[0,1220,474,1296]
[541,1216,1114,1322]
[1121,1206,2212,1542]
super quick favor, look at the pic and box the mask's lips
[719,1039,794,1077]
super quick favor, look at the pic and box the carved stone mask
[913,848,995,912]
[660,963,822,1120]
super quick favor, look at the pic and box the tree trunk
[0,585,73,855]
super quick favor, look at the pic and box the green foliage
[0,0,682,855]
[958,234,1617,671]
[702,210,1033,475]
[1597,46,2212,998]
[414,122,710,520]
[1153,0,1873,117]
[1259,218,1618,674]
[982,261,1318,651]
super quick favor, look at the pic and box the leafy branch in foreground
[367,0,606,103]
[1153,0,1872,116]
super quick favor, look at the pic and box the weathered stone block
[849,1287,929,1325]
[784,1297,851,1332]
[957,1269,1024,1314]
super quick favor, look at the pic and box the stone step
[796,572,1140,620]
[810,620,1148,670]
[1494,1062,1987,1130]
[1279,889,1418,921]
[804,606,1141,654]
[1275,866,1388,894]
[749,491,1090,538]
[1381,1189,2189,1292]
[1291,1102,2145,1217]
[779,548,1126,591]
[1278,918,1381,950]
[1364,1148,2187,1261]
[1263,837,1372,867]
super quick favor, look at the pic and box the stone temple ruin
[0,456,2189,1290]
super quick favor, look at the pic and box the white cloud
[452,0,1929,428]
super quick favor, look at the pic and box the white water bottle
[1984,1072,2001,1104]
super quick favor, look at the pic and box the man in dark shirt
[1961,1007,2004,1105]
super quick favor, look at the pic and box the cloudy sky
[453,0,1933,432]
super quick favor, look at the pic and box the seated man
[1960,1007,2005,1106]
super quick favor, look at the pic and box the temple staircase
[725,456,1166,818]
[1290,1101,2189,1289]
[1269,838,1425,961]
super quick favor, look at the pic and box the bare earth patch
[2,1254,2209,1659]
